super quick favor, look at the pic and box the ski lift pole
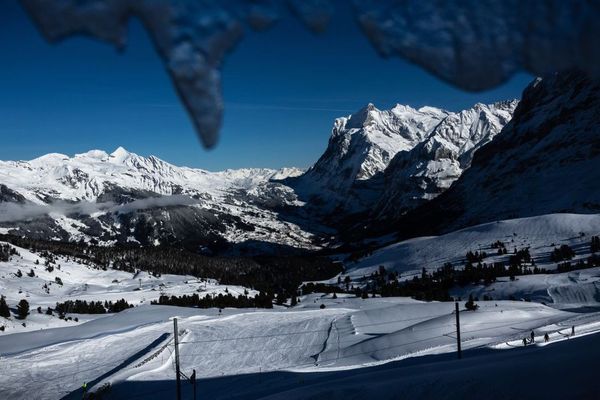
[174,318,181,400]
[191,369,197,400]
[455,301,462,359]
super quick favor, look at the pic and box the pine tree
[0,296,10,318]
[591,236,600,253]
[16,299,29,319]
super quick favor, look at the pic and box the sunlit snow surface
[19,0,600,147]
[2,213,600,399]
[2,294,599,399]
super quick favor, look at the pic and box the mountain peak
[344,103,380,129]
[110,146,132,163]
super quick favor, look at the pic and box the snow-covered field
[2,212,600,399]
[0,242,254,334]
[2,294,600,400]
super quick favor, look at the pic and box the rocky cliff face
[287,101,516,215]
[375,100,518,219]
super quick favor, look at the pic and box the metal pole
[174,318,181,400]
[455,302,462,359]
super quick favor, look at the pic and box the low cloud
[0,195,200,222]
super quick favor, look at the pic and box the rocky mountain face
[374,100,518,219]
[286,101,517,216]
[393,70,600,239]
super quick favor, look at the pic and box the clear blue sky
[0,1,532,170]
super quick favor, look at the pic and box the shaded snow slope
[348,213,600,278]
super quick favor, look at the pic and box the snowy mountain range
[0,148,313,253]
[1,72,597,253]
[285,100,517,215]
[374,100,517,219]
[0,98,518,253]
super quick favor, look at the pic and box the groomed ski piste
[1,213,600,399]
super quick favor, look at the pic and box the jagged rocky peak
[290,99,517,216]
[374,100,519,219]
[300,102,449,189]
[334,102,448,146]
[340,102,377,130]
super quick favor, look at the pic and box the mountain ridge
[389,70,600,240]
[286,99,518,215]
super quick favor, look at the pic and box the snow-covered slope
[287,101,516,214]
[2,291,600,399]
[2,215,600,399]
[396,70,600,238]
[348,213,600,278]
[0,241,255,334]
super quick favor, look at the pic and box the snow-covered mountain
[375,100,518,218]
[286,101,517,214]
[0,98,520,252]
[394,70,600,238]
[0,148,313,253]
[285,104,447,212]
[0,147,302,203]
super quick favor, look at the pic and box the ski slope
[2,294,600,399]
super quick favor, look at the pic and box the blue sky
[0,1,532,170]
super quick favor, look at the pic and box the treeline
[152,292,274,309]
[591,236,600,253]
[53,298,133,314]
[557,254,600,273]
[550,244,576,262]
[0,234,341,302]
